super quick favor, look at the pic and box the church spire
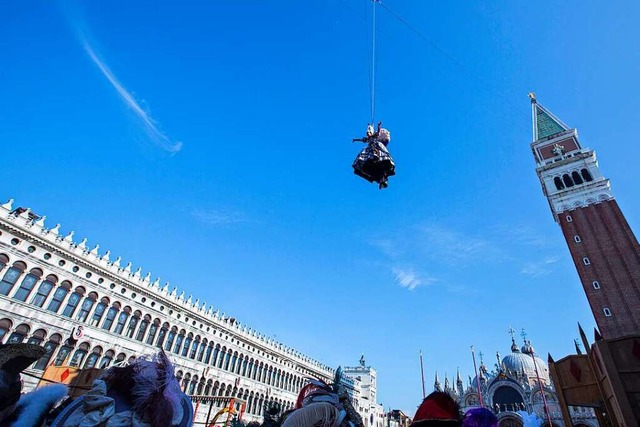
[434,371,442,392]
[529,92,571,142]
[509,326,519,352]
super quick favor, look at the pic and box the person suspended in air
[352,121,395,189]
[352,123,376,143]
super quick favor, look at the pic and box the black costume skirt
[352,142,396,183]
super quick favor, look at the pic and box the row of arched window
[553,168,593,191]
[0,253,310,394]
[178,379,294,416]
[0,318,131,370]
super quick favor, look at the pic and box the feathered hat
[283,367,364,427]
[461,408,498,427]
[410,392,462,427]
[50,350,193,427]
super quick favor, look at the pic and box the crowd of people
[0,343,500,427]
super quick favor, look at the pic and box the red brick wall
[558,200,640,339]
[537,137,580,160]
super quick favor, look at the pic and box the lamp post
[419,351,426,399]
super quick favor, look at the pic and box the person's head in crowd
[281,368,364,427]
[410,391,462,427]
[49,350,193,427]
[461,408,498,427]
[0,343,67,427]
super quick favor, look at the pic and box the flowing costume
[352,127,395,187]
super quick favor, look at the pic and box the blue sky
[2,0,640,414]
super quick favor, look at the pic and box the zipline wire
[365,0,372,124]
[375,1,529,123]
[337,0,531,129]
[370,0,377,124]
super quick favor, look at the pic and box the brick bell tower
[529,93,640,339]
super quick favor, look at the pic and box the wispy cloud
[82,40,182,154]
[369,238,401,259]
[418,225,507,265]
[392,267,436,291]
[191,209,249,226]
[491,224,553,248]
[368,221,563,294]
[520,256,559,278]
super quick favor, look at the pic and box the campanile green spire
[529,92,570,141]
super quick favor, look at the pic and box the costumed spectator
[0,343,70,427]
[462,408,498,427]
[262,405,282,427]
[280,367,363,427]
[0,353,26,424]
[410,391,463,427]
[49,350,193,427]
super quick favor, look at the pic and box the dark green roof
[536,106,567,139]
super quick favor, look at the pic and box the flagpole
[470,346,484,407]
[419,351,426,399]
[528,341,552,426]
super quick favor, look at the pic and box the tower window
[581,169,593,182]
[603,307,612,317]
[554,177,565,191]
[571,171,584,185]
[566,215,573,222]
[583,257,591,265]
[563,174,575,188]
[592,281,600,289]
[574,235,581,243]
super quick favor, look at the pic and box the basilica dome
[501,340,549,383]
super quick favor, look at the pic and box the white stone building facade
[0,198,343,423]
[344,357,386,427]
